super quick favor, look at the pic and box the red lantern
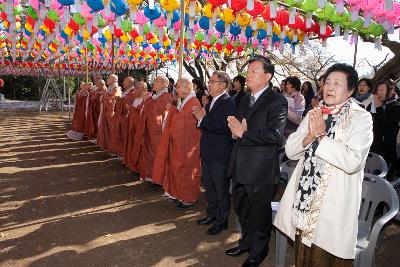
[208,0,227,7]
[1,12,7,21]
[91,26,98,34]
[68,20,80,31]
[275,9,289,27]
[146,32,155,40]
[319,25,333,39]
[290,15,306,32]
[231,0,246,12]
[247,0,264,17]
[261,5,271,21]
[44,17,56,30]
[113,27,123,37]
[226,43,234,50]
[130,28,139,38]
[26,16,36,26]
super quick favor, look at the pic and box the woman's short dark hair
[358,78,373,91]
[302,81,313,93]
[318,74,326,83]
[286,76,301,91]
[324,63,359,91]
[192,78,206,91]
[233,75,246,90]
[375,79,395,99]
[247,55,275,78]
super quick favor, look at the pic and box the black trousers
[233,181,276,260]
[201,160,231,227]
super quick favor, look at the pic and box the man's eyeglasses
[208,80,224,84]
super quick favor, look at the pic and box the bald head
[94,74,103,82]
[135,81,148,98]
[152,75,169,93]
[123,76,135,90]
[107,74,118,86]
[176,77,193,99]
[96,79,106,91]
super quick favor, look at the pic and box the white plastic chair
[274,173,399,267]
[355,173,399,267]
[272,160,298,267]
[365,152,388,178]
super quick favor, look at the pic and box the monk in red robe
[123,81,149,171]
[136,75,172,181]
[110,77,136,157]
[152,77,202,209]
[97,74,122,152]
[67,82,90,140]
[84,77,105,140]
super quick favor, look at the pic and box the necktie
[249,95,256,108]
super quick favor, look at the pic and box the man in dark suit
[226,55,288,267]
[193,71,237,235]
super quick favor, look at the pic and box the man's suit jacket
[200,93,237,164]
[227,85,288,185]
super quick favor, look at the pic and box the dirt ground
[0,109,399,267]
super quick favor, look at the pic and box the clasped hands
[192,106,206,120]
[227,116,247,139]
[303,107,327,147]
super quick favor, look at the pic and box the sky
[157,29,399,82]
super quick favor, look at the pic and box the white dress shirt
[152,88,168,100]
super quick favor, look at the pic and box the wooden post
[178,0,185,79]
[353,35,358,68]
[111,34,115,74]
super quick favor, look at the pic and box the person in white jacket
[274,63,373,266]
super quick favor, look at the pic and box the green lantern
[73,13,86,27]
[47,9,60,22]
[143,23,150,34]
[369,22,386,37]
[209,34,218,45]
[350,17,365,31]
[26,6,38,20]
[122,19,133,32]
[301,0,318,13]
[14,4,23,16]
[316,2,335,21]
[195,31,205,42]
[97,13,106,28]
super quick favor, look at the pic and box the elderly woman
[354,78,374,108]
[274,63,373,266]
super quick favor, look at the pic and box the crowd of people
[66,55,399,267]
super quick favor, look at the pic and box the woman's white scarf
[292,98,354,245]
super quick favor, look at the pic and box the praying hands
[227,116,247,139]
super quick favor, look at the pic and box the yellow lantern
[135,35,144,43]
[41,25,50,34]
[237,11,251,27]
[255,17,265,29]
[127,0,143,5]
[16,21,21,30]
[272,21,281,36]
[121,33,132,42]
[185,0,202,15]
[160,0,179,12]
[104,28,112,41]
[25,22,33,32]
[222,8,235,24]
[64,25,73,36]
[83,29,90,40]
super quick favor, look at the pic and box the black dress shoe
[197,217,215,226]
[225,246,249,257]
[206,223,228,235]
[176,201,195,210]
[241,256,265,267]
